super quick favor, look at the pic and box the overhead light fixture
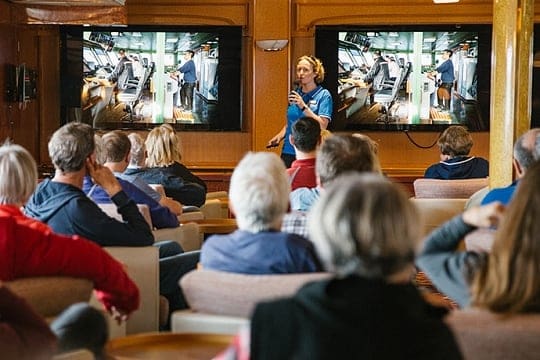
[255,39,288,52]
[433,0,459,3]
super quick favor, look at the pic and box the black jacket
[251,275,462,360]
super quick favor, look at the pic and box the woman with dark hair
[268,55,333,168]
[418,160,540,313]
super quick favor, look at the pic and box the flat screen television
[60,25,243,131]
[315,25,492,132]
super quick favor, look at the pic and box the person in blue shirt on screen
[268,55,333,168]
[430,49,455,111]
[174,50,197,112]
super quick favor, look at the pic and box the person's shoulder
[282,231,314,249]
[424,163,442,178]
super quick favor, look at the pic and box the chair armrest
[101,246,159,335]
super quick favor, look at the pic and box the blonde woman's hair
[308,173,421,278]
[145,124,182,167]
[471,160,540,313]
[297,55,326,84]
[0,142,38,205]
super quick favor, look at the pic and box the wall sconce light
[256,39,288,52]
[433,0,459,3]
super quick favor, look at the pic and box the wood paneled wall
[0,0,537,174]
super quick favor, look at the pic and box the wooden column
[489,0,532,187]
[252,0,291,152]
[514,0,534,138]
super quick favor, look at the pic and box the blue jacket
[424,156,489,180]
[24,179,153,247]
[83,176,179,229]
[124,163,207,207]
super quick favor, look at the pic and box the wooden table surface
[106,332,233,360]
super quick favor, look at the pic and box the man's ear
[289,134,295,147]
[513,158,525,178]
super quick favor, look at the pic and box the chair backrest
[413,178,489,199]
[5,277,93,319]
[410,198,467,236]
[446,309,540,360]
[180,270,331,318]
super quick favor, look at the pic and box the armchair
[172,270,331,334]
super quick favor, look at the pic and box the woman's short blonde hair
[437,125,473,157]
[0,143,38,205]
[308,173,421,278]
[145,124,182,167]
[297,55,326,84]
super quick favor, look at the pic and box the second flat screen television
[315,25,492,132]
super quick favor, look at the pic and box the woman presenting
[268,55,333,167]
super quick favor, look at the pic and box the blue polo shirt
[282,85,333,156]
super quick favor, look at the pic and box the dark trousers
[154,241,200,312]
[180,82,196,110]
[51,303,108,359]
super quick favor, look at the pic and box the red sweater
[0,205,140,315]
[286,158,317,191]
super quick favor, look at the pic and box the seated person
[200,152,321,274]
[124,132,183,215]
[481,128,540,206]
[124,124,206,207]
[289,133,381,212]
[286,116,321,190]
[0,142,139,317]
[84,131,179,229]
[219,174,462,359]
[24,122,196,314]
[424,125,489,179]
[416,162,540,311]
